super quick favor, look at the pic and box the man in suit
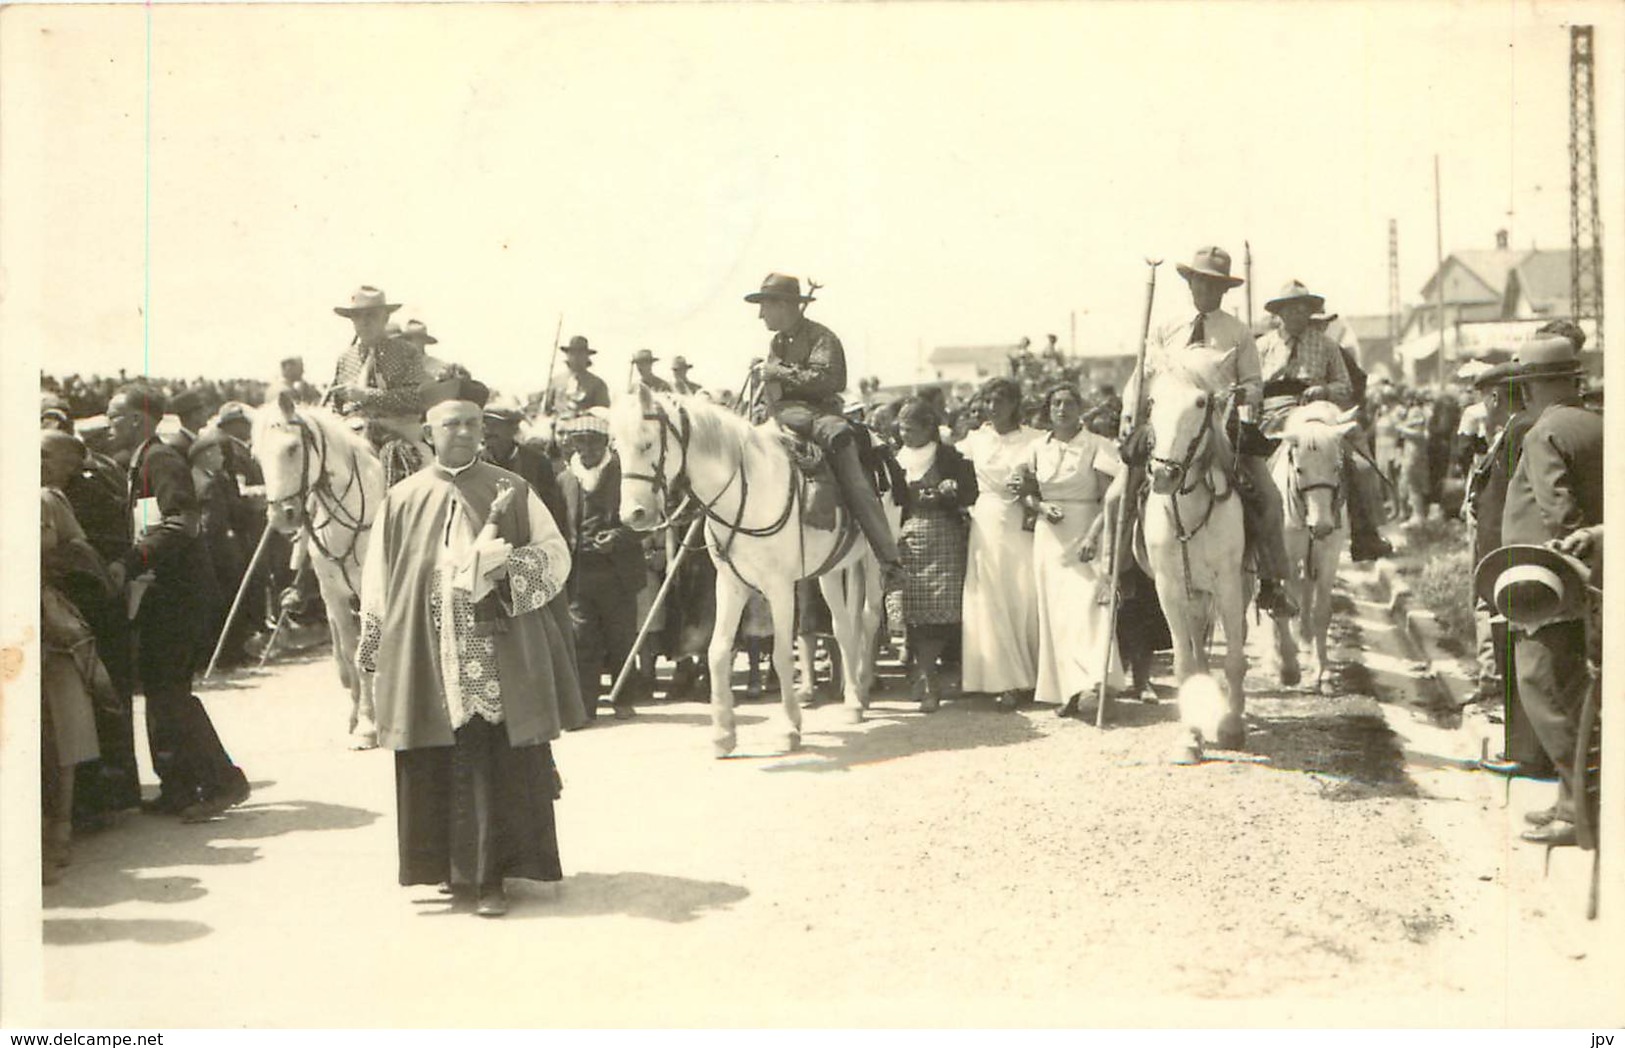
[1463,363,1547,775]
[1498,331,1603,847]
[557,410,643,722]
[481,398,568,539]
[629,349,671,393]
[104,383,251,821]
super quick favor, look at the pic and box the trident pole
[1244,241,1255,332]
[1094,257,1162,728]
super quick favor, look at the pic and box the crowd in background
[36,306,1604,885]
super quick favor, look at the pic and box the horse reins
[1148,397,1233,599]
[278,415,372,595]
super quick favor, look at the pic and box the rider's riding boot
[830,440,906,591]
[1344,452,1393,561]
[1237,454,1299,620]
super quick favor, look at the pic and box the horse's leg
[819,567,865,724]
[1216,582,1249,751]
[762,578,803,750]
[313,558,374,749]
[708,575,750,758]
[1311,544,1340,694]
[1154,570,1205,764]
[794,634,817,705]
[1276,534,1303,688]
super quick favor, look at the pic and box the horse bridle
[275,414,372,594]
[1148,395,1217,497]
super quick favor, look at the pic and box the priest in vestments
[358,376,585,918]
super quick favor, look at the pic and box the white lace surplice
[358,467,569,731]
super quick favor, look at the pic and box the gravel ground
[31,586,1620,1028]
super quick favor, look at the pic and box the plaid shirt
[1256,327,1353,407]
[331,336,428,418]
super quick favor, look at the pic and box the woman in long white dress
[959,378,1042,708]
[1025,383,1124,714]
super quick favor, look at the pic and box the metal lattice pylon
[1570,25,1604,351]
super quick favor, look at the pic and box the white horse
[611,387,884,758]
[1139,366,1250,763]
[252,391,388,749]
[1269,401,1359,695]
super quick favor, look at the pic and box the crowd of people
[36,256,1604,913]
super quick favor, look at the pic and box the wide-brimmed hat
[215,401,252,425]
[1265,279,1325,315]
[1472,361,1521,391]
[334,286,402,318]
[401,319,439,346]
[671,355,692,372]
[1474,543,1593,630]
[1455,359,1492,384]
[1175,247,1244,288]
[632,349,659,366]
[744,273,816,304]
[561,335,596,356]
[1508,335,1584,381]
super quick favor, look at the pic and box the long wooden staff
[203,523,277,679]
[1094,257,1162,728]
[603,371,757,709]
[541,313,564,415]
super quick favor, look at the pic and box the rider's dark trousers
[1237,455,1290,582]
[829,441,902,565]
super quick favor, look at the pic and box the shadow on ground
[758,698,1047,774]
[44,917,213,947]
[408,871,749,924]
[44,795,382,922]
[1244,710,1418,800]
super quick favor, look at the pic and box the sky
[4,0,1623,400]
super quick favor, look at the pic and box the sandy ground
[31,574,1622,1028]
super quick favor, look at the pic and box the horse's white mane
[251,398,375,457]
[615,389,792,462]
[1280,401,1352,455]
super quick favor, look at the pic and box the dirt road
[33,571,1619,1027]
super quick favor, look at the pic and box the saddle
[773,421,892,535]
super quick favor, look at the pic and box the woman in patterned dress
[958,377,1042,709]
[891,398,978,711]
[1023,383,1124,714]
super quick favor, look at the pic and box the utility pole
[1388,219,1401,346]
[1570,25,1604,352]
[1434,155,1446,390]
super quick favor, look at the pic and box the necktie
[1188,313,1206,346]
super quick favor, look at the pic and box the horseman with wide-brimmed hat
[1120,246,1299,620]
[327,286,432,443]
[745,272,905,588]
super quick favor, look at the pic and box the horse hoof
[1317,677,1336,697]
[349,732,378,751]
[840,706,864,726]
[1279,664,1301,688]
[1216,718,1246,751]
[783,734,802,753]
[712,739,736,760]
[1170,741,1203,765]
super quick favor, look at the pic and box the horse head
[1146,371,1221,496]
[252,389,319,534]
[611,383,688,532]
[1277,402,1360,539]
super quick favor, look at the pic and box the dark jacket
[484,443,569,542]
[893,441,979,521]
[1501,401,1604,550]
[126,438,212,594]
[1469,412,1532,560]
[559,454,645,596]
